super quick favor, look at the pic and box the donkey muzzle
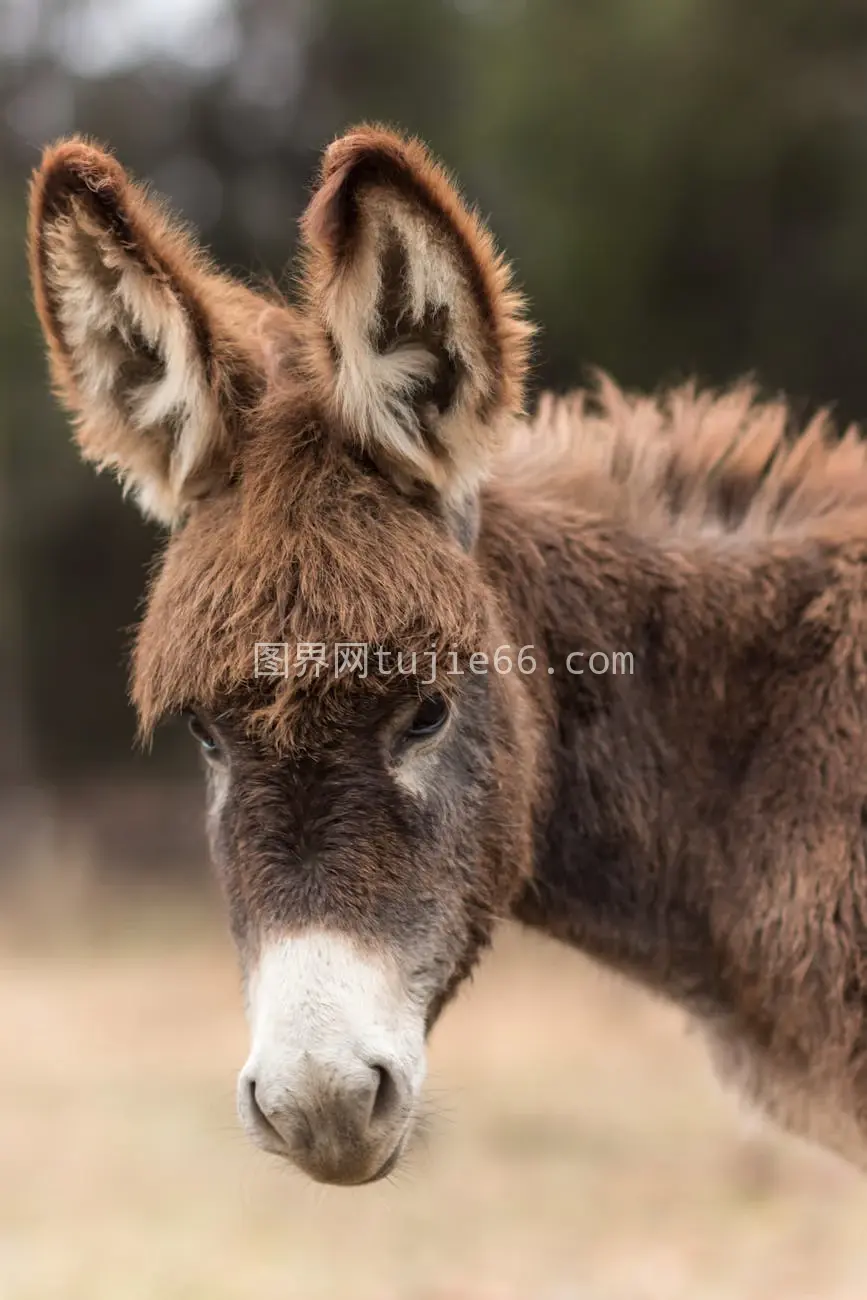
[237,931,426,1184]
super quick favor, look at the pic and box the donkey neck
[476,481,838,1011]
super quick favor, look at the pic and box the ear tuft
[33,140,135,254]
[300,125,533,500]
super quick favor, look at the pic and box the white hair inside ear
[300,126,533,503]
[29,140,269,527]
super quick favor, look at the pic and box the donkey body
[29,127,867,1183]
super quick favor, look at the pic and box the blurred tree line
[3,0,867,835]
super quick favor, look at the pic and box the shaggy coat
[28,125,867,1180]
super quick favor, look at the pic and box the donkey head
[29,127,538,1184]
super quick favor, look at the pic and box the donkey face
[198,664,531,1185]
[29,126,535,1184]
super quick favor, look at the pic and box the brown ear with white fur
[300,126,533,501]
[29,139,267,526]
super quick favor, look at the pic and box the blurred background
[4,2,867,1298]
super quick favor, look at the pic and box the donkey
[28,125,867,1185]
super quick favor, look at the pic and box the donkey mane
[507,375,867,541]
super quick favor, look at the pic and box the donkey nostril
[369,1062,400,1124]
[243,1075,284,1145]
[246,1076,262,1117]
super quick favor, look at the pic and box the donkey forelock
[131,422,491,744]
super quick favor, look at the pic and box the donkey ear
[300,126,533,501]
[29,139,263,526]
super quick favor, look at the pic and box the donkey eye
[187,712,220,755]
[406,693,449,740]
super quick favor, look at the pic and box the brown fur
[28,125,867,1172]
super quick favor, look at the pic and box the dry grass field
[2,896,867,1300]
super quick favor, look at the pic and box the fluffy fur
[28,125,867,1176]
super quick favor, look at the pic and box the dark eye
[406,692,449,740]
[187,712,219,755]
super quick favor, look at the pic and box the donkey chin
[236,932,428,1185]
